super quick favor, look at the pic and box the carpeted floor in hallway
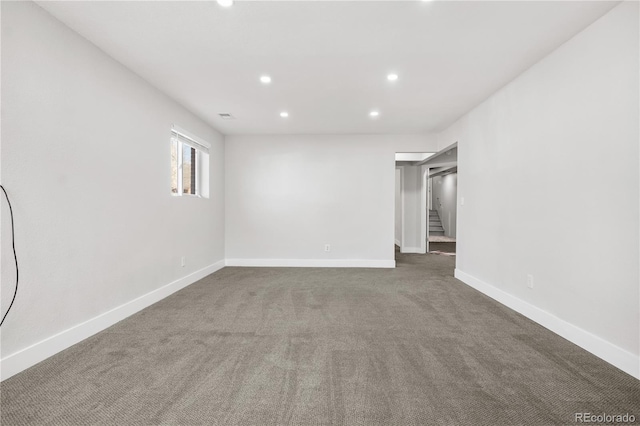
[1,250,638,425]
[428,242,456,255]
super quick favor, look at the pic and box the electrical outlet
[527,274,534,289]
[181,256,186,267]
[324,244,331,252]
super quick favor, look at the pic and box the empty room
[1,1,638,425]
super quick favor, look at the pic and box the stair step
[429,230,445,236]
[430,226,444,232]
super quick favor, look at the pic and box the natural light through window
[171,126,210,198]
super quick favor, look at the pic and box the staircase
[429,210,445,236]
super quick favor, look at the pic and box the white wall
[431,174,457,238]
[0,2,225,379]
[439,1,639,377]
[225,135,437,267]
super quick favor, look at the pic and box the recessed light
[280,111,289,118]
[369,111,380,118]
[260,75,272,84]
[387,73,399,81]
[217,0,233,7]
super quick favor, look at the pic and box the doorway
[428,171,457,255]
[395,152,434,255]
[423,143,458,255]
[394,146,458,257]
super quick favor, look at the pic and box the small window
[171,127,210,197]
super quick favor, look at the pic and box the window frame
[171,126,210,198]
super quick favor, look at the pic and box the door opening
[394,152,434,256]
[428,172,457,255]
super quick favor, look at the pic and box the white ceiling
[36,1,617,135]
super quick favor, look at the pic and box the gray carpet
[1,251,638,425]
[428,242,456,255]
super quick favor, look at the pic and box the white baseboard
[454,269,640,380]
[225,258,395,268]
[400,247,424,254]
[0,260,225,382]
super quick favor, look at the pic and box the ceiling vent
[218,113,236,120]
